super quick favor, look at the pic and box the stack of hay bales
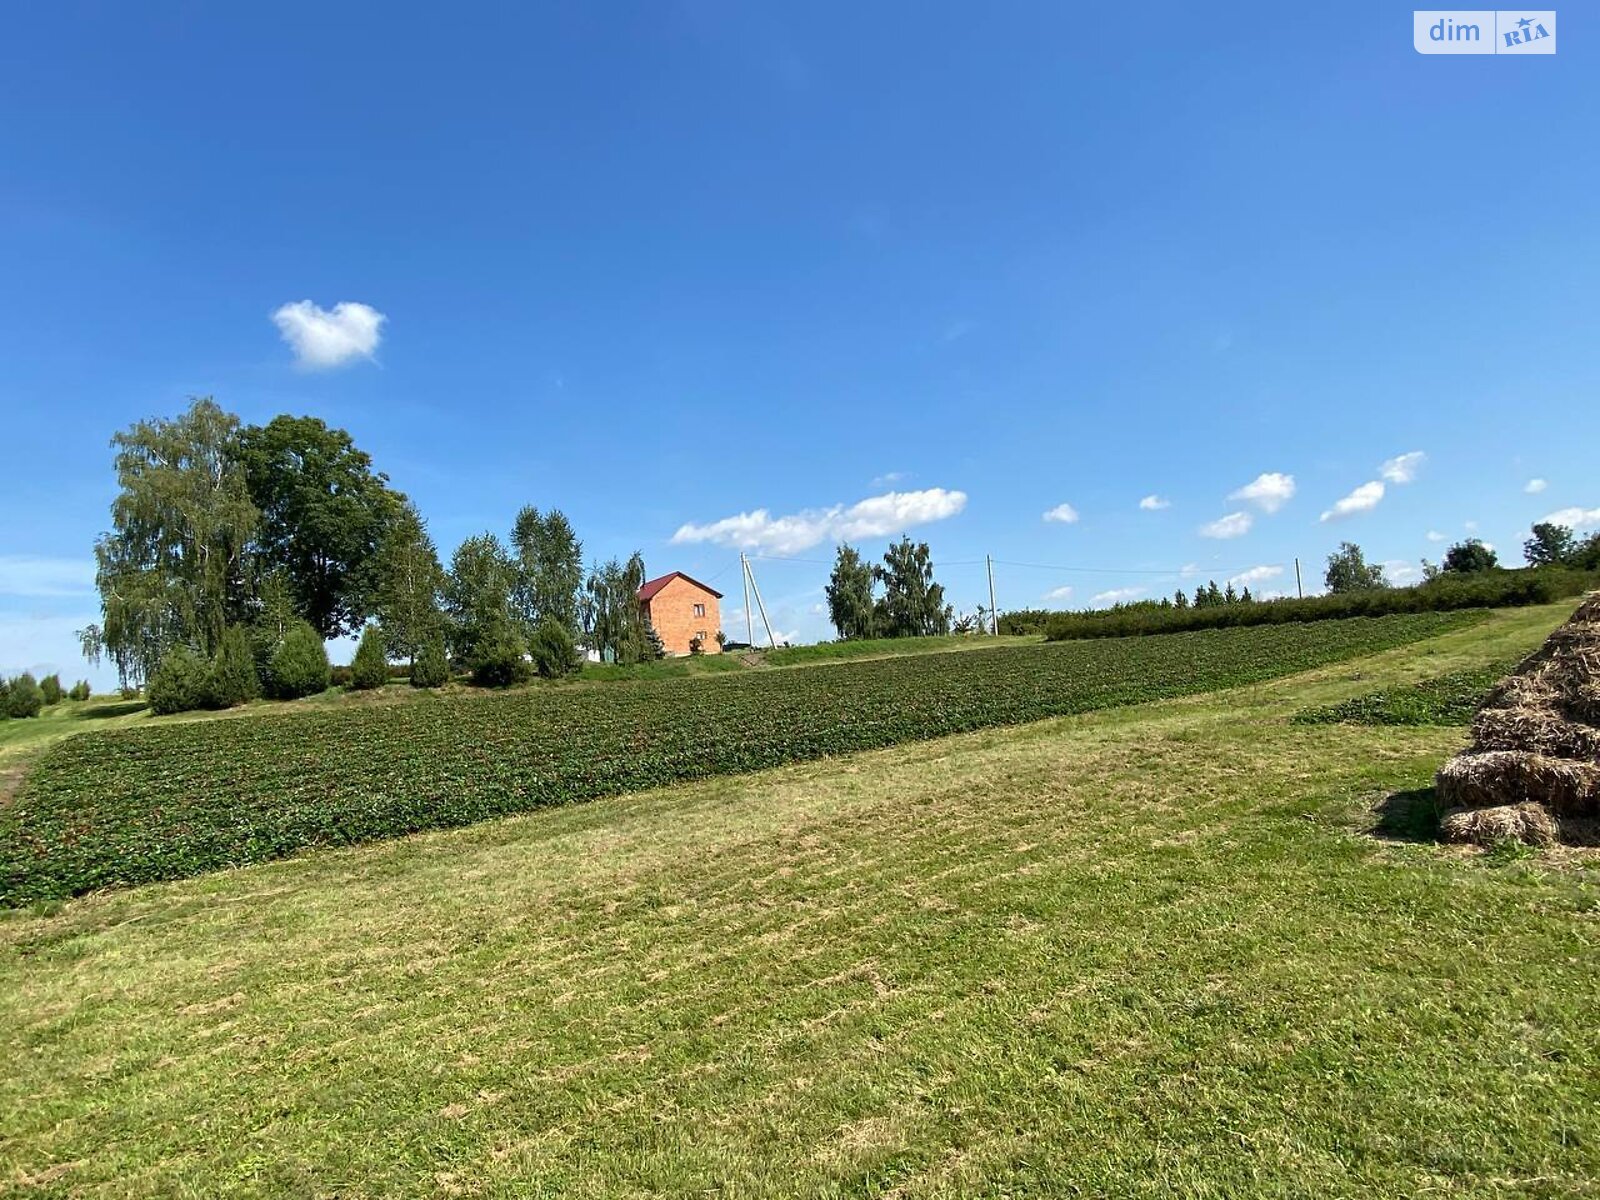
[1437,593,1600,847]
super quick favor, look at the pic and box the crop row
[0,611,1480,903]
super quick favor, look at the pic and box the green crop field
[2,603,1595,1198]
[0,611,1481,905]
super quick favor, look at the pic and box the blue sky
[2,3,1595,685]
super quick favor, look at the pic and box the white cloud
[1138,494,1171,511]
[1199,511,1253,539]
[0,556,96,598]
[671,487,967,555]
[1426,530,1446,542]
[1541,506,1600,532]
[1091,586,1146,606]
[1042,502,1080,524]
[1382,559,1422,586]
[1525,478,1548,495]
[1380,451,1426,485]
[1179,562,1200,578]
[272,300,386,369]
[870,471,909,489]
[1228,564,1284,588]
[1229,472,1296,514]
[1320,480,1385,522]
[1044,585,1075,602]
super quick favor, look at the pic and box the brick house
[637,572,723,656]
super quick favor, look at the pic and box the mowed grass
[2,604,1597,1195]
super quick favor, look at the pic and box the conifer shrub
[349,625,390,691]
[39,675,64,706]
[68,680,91,702]
[268,622,331,699]
[411,635,449,689]
[6,673,44,719]
[468,621,531,687]
[529,618,580,679]
[210,625,261,708]
[148,648,214,715]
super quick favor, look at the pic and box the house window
[693,603,706,617]
[697,631,707,643]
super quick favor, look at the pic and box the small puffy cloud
[1426,530,1446,542]
[0,556,96,598]
[1092,586,1146,606]
[1380,451,1426,485]
[1179,562,1200,578]
[1541,506,1600,532]
[1320,481,1385,522]
[1525,478,1548,494]
[1138,494,1171,511]
[1042,502,1080,524]
[870,471,909,489]
[1044,585,1075,602]
[272,300,386,369]
[1228,564,1283,588]
[1229,472,1296,514]
[671,487,967,556]
[1200,511,1253,539]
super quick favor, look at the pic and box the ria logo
[1413,10,1556,53]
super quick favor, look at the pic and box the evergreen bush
[269,622,331,699]
[210,625,261,708]
[39,674,64,706]
[148,648,214,715]
[349,625,390,691]
[529,618,580,679]
[6,673,44,719]
[411,635,449,688]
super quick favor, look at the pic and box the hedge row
[1022,568,1595,642]
[0,611,1481,903]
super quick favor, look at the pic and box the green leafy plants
[0,611,1480,904]
[1293,662,1514,727]
[210,625,261,708]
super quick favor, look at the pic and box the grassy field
[3,612,1476,903]
[3,602,1597,1196]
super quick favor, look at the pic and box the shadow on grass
[1374,787,1443,843]
[78,701,147,721]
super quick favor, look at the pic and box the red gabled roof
[638,571,724,603]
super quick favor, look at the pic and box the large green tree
[1442,538,1498,574]
[442,534,519,669]
[235,415,398,639]
[371,499,445,665]
[1524,522,1577,567]
[1324,542,1388,594]
[81,397,258,687]
[510,506,584,638]
[873,537,952,638]
[825,543,877,640]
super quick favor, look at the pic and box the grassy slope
[2,604,1597,1197]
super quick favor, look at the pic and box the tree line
[0,673,90,721]
[824,538,954,641]
[80,397,673,713]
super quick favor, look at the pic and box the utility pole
[986,554,999,635]
[741,552,754,648]
[1294,557,1304,600]
[744,555,778,648]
